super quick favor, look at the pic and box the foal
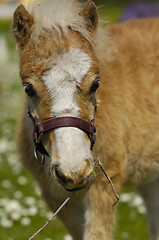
[12,0,159,239]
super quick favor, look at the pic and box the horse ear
[12,4,34,47]
[80,0,98,32]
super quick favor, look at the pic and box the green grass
[0,5,149,240]
[98,5,124,23]
[115,196,149,240]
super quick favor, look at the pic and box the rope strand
[28,192,75,240]
[97,157,120,206]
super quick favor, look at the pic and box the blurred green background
[0,0,153,240]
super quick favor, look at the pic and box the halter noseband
[28,108,97,164]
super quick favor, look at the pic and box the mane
[24,0,91,39]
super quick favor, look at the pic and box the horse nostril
[85,159,92,175]
[79,158,93,178]
[55,168,74,185]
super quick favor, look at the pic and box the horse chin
[63,177,91,192]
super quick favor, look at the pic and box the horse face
[13,1,99,191]
[19,29,99,190]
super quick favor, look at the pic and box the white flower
[138,205,146,214]
[0,198,9,207]
[129,195,143,207]
[1,179,12,189]
[28,206,38,216]
[0,217,13,228]
[0,140,10,153]
[14,191,23,199]
[8,154,22,175]
[17,176,28,185]
[24,197,36,205]
[120,193,134,203]
[5,200,22,214]
[10,211,21,221]
[21,217,31,226]
[63,235,73,240]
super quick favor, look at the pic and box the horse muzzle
[54,159,93,191]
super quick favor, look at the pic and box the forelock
[24,0,93,41]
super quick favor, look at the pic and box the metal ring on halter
[34,146,45,165]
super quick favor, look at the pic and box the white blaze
[43,48,92,172]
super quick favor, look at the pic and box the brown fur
[13,0,159,239]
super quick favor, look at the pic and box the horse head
[12,0,100,191]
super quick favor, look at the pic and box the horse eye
[23,83,36,97]
[90,78,100,94]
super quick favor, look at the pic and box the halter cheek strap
[28,108,97,164]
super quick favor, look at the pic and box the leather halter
[28,108,96,164]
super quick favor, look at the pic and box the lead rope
[28,192,75,240]
[97,157,120,206]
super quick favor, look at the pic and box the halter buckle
[34,146,45,165]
